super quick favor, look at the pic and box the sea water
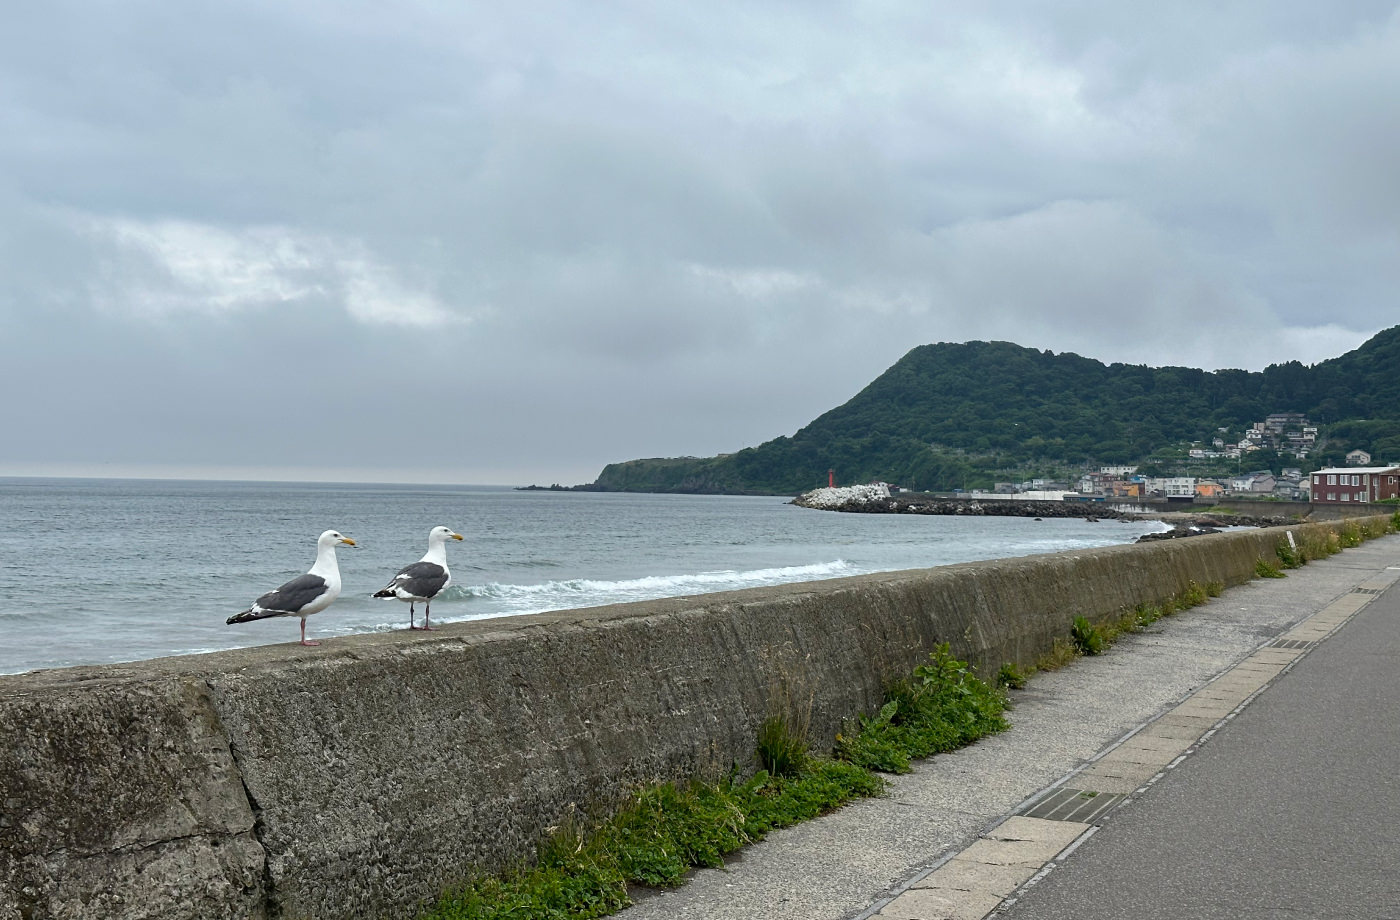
[0,478,1168,674]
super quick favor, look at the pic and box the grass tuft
[1035,636,1080,672]
[755,713,809,779]
[1255,557,1286,578]
[1179,580,1209,606]
[1276,539,1303,569]
[996,662,1028,690]
[835,645,1008,775]
[1070,616,1105,656]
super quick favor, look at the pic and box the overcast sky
[2,2,1397,485]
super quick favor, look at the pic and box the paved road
[620,536,1400,920]
[999,564,1400,919]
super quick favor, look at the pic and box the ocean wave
[448,560,857,610]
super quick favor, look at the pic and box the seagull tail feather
[371,587,396,598]
[227,607,286,625]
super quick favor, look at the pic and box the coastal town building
[1229,470,1277,493]
[1218,412,1317,459]
[1264,413,1306,435]
[1309,466,1400,504]
[1195,480,1226,499]
[1143,476,1197,498]
[1346,449,1373,466]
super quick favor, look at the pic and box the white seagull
[373,525,464,630]
[227,529,356,646]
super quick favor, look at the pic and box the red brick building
[1310,466,1400,504]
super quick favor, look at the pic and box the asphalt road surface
[1000,569,1400,920]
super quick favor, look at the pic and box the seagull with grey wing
[374,525,464,630]
[227,529,357,646]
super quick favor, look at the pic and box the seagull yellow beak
[341,537,357,546]
[451,533,464,541]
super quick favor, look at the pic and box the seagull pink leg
[300,619,320,647]
[421,601,436,631]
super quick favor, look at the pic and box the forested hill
[587,325,1400,495]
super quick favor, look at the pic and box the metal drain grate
[1352,587,1383,595]
[1269,638,1316,650]
[1019,787,1124,824]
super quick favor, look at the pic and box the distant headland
[563,327,1400,497]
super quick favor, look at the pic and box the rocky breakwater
[792,485,1125,521]
[1135,511,1299,542]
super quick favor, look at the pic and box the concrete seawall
[0,520,1382,919]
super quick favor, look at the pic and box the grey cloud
[2,2,1397,482]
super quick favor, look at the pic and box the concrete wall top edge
[0,521,1355,695]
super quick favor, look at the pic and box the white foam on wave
[450,560,857,613]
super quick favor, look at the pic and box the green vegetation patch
[835,645,1010,774]
[428,763,882,920]
[1026,580,1223,679]
[996,662,1028,690]
[755,713,810,778]
[1070,616,1106,656]
[422,645,1005,920]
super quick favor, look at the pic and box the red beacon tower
[828,469,835,488]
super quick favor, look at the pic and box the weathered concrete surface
[0,519,1386,919]
[0,677,264,920]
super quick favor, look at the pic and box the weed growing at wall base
[834,644,1008,775]
[1033,636,1080,673]
[1070,616,1105,656]
[756,713,809,778]
[423,645,1004,920]
[428,763,882,920]
[997,662,1028,689]
[1036,579,1225,675]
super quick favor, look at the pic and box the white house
[1346,449,1373,466]
[1144,477,1198,498]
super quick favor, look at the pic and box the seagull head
[430,525,465,543]
[319,529,357,547]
